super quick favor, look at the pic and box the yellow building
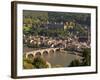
[64,21,75,30]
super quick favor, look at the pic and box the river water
[43,51,82,67]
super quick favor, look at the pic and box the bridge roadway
[25,48,64,58]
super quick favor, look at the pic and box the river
[45,51,82,67]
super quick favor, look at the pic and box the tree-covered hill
[23,10,91,37]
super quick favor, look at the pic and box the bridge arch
[55,48,60,52]
[35,52,41,58]
[42,51,48,57]
[26,52,34,59]
[49,49,54,53]
[49,49,55,56]
[27,54,34,59]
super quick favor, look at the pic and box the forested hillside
[23,10,91,37]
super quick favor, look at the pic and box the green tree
[82,48,91,66]
[69,59,82,67]
[32,57,49,68]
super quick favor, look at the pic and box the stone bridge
[25,48,64,58]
